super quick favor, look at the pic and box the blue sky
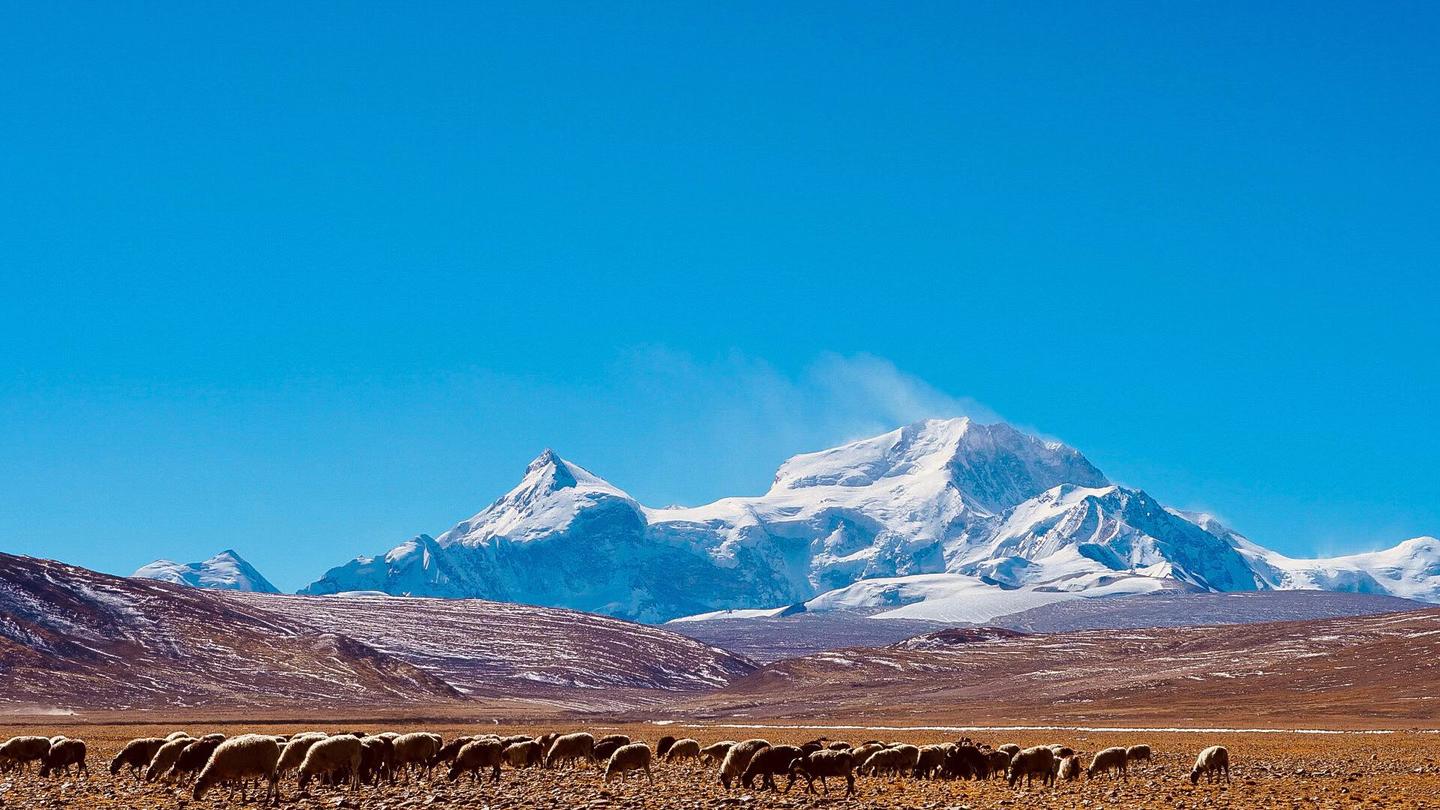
[2,2,1437,591]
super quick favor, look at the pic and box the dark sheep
[786,749,855,797]
[740,744,804,792]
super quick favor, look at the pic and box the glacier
[301,418,1440,622]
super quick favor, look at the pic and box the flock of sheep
[0,729,1233,804]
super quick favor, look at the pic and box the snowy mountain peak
[133,550,279,593]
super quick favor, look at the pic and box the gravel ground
[2,722,1438,808]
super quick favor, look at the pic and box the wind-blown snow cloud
[608,349,998,501]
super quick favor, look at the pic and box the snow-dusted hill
[302,418,1440,622]
[133,549,279,593]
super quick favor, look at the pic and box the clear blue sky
[2,2,1437,592]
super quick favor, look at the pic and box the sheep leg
[645,764,653,783]
[844,773,855,797]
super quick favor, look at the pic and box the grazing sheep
[145,736,193,782]
[719,739,770,789]
[827,741,852,750]
[984,750,1012,778]
[39,739,87,778]
[1048,744,1076,758]
[165,731,191,742]
[700,740,735,765]
[376,731,401,741]
[193,734,281,805]
[393,732,444,779]
[430,735,476,768]
[545,732,597,769]
[655,735,676,758]
[276,733,328,778]
[1058,755,1082,781]
[359,736,395,784]
[593,734,631,762]
[449,739,504,783]
[787,749,855,797]
[740,744,803,791]
[167,738,222,783]
[1190,746,1230,785]
[498,734,532,747]
[997,743,1021,757]
[298,734,362,792]
[665,739,701,763]
[858,745,920,778]
[604,743,653,783]
[504,740,543,769]
[942,744,988,780]
[849,742,885,766]
[1126,744,1152,763]
[1087,746,1128,780]
[913,744,950,779]
[110,738,166,778]
[1007,746,1056,788]
[0,736,54,774]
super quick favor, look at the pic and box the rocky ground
[2,721,1439,808]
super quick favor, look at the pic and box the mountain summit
[301,417,1440,621]
[133,549,280,594]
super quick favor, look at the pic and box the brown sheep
[858,745,920,778]
[449,739,504,783]
[700,740,736,765]
[110,738,165,779]
[39,739,87,778]
[787,749,855,797]
[913,744,950,779]
[1190,746,1230,784]
[740,744,803,791]
[943,743,988,780]
[1126,744,1152,763]
[358,736,395,785]
[167,737,221,783]
[1007,746,1056,788]
[665,739,702,763]
[593,734,631,762]
[1058,755,1082,781]
[545,732,597,769]
[0,736,55,775]
[655,735,676,758]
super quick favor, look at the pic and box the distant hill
[132,549,279,593]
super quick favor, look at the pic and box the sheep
[913,744,950,779]
[1048,744,1076,758]
[498,734,532,747]
[193,734,281,805]
[1058,755,1082,781]
[298,734,362,793]
[740,744,803,791]
[430,735,476,769]
[655,735,676,758]
[145,736,193,782]
[393,732,444,779]
[1007,746,1056,788]
[1087,746,1128,779]
[1126,744,1152,763]
[849,742,885,766]
[664,739,702,763]
[700,740,735,765]
[502,740,543,769]
[0,736,53,774]
[276,733,328,778]
[1190,745,1230,785]
[719,739,770,789]
[942,743,988,780]
[827,741,852,750]
[110,738,166,778]
[858,745,920,778]
[448,739,504,783]
[984,750,1012,778]
[593,734,631,762]
[359,735,395,784]
[787,749,855,797]
[997,743,1021,757]
[39,739,87,778]
[165,731,191,741]
[604,743,653,783]
[545,732,597,769]
[167,737,222,783]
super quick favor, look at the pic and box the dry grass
[3,719,1438,808]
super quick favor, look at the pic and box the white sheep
[1190,745,1230,784]
[298,734,362,793]
[858,745,920,778]
[449,739,504,783]
[604,743,653,783]
[699,740,735,764]
[1087,746,1128,779]
[145,736,193,782]
[276,733,327,778]
[393,732,443,779]
[39,739,87,777]
[193,734,281,805]
[719,738,770,789]
[503,740,543,768]
[545,732,597,769]
[665,739,702,763]
[0,736,53,774]
[1007,746,1056,788]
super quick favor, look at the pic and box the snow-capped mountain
[302,418,1440,622]
[133,549,280,593]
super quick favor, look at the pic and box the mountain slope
[681,607,1440,726]
[0,553,755,712]
[132,549,280,593]
[304,418,1439,621]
